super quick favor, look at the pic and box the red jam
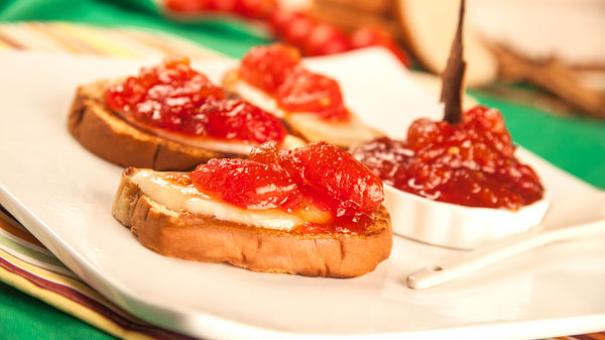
[191,142,384,233]
[279,142,383,219]
[352,106,544,210]
[239,44,301,93]
[276,68,347,120]
[238,44,350,121]
[190,158,301,209]
[106,58,286,145]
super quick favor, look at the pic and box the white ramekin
[383,185,549,249]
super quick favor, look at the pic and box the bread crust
[67,80,223,170]
[112,168,392,278]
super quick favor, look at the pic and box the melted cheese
[155,130,305,154]
[131,170,304,230]
[286,113,382,147]
[154,130,256,155]
[116,104,305,154]
[232,81,286,118]
[230,77,383,146]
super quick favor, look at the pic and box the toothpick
[440,0,467,124]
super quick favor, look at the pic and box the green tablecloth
[0,0,603,338]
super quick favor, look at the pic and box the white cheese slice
[286,113,382,147]
[231,80,286,118]
[114,101,305,154]
[154,129,305,155]
[227,76,383,146]
[131,169,304,231]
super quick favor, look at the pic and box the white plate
[0,50,604,339]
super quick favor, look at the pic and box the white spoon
[407,219,605,289]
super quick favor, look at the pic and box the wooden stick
[494,45,605,120]
[440,0,467,124]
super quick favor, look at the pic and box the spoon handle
[407,219,605,289]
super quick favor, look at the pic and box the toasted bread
[68,80,306,170]
[112,168,392,278]
[68,80,226,170]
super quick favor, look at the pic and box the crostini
[68,58,304,170]
[223,44,383,147]
[112,141,392,277]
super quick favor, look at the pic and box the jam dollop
[106,58,286,145]
[191,141,384,233]
[238,44,349,121]
[239,43,301,94]
[352,106,544,210]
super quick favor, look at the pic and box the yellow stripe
[0,252,151,340]
[118,28,224,60]
[153,30,226,59]
[97,28,166,58]
[26,22,88,53]
[4,23,66,52]
[117,29,187,58]
[1,247,101,296]
[0,248,138,322]
[55,23,138,58]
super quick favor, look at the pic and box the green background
[1,0,603,338]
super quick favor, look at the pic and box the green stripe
[0,0,269,58]
[0,233,67,270]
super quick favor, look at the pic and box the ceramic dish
[384,184,550,249]
[0,50,604,339]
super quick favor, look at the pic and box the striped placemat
[0,21,602,340]
[0,21,222,339]
[0,22,224,59]
[0,207,195,339]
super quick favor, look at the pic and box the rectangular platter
[0,50,604,339]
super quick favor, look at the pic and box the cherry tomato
[350,26,410,66]
[303,23,351,56]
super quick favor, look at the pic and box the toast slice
[112,168,392,278]
[68,79,225,171]
[223,70,384,148]
[68,80,305,170]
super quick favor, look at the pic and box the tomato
[303,23,351,56]
[233,0,277,19]
[281,14,316,47]
[164,0,207,12]
[165,0,276,19]
[350,27,410,66]
[270,9,302,33]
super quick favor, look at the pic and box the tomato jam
[105,58,286,145]
[238,44,350,121]
[191,142,384,233]
[352,106,544,210]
